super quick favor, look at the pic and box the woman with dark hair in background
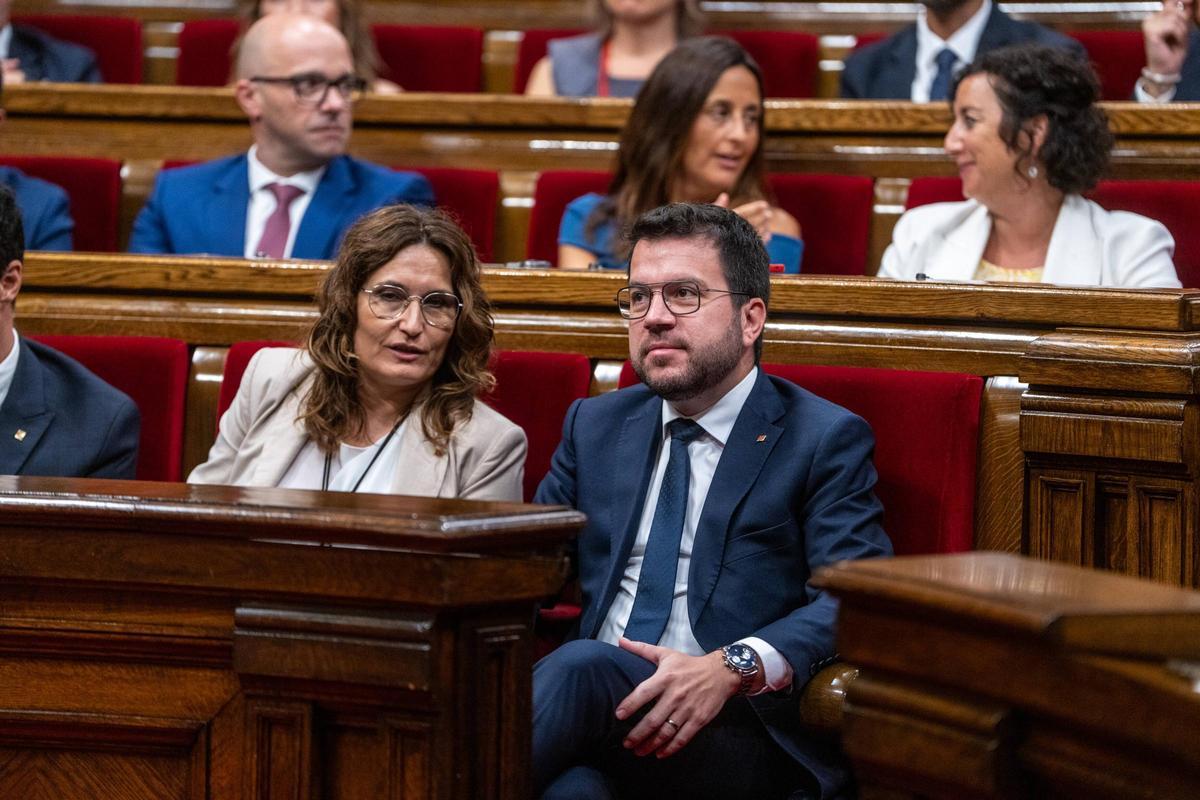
[238,0,401,93]
[525,0,703,98]
[880,44,1180,287]
[557,36,803,271]
[190,205,526,499]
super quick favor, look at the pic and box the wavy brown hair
[300,205,495,455]
[237,0,382,82]
[591,0,705,39]
[585,36,769,260]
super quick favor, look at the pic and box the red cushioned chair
[618,360,982,555]
[904,176,964,209]
[527,170,613,264]
[407,167,499,263]
[513,28,585,93]
[372,25,484,92]
[724,30,819,98]
[1090,180,1200,288]
[217,340,296,421]
[13,15,143,84]
[0,156,122,252]
[175,19,239,86]
[1068,30,1144,101]
[29,335,190,482]
[769,174,874,275]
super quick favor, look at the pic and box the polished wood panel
[0,476,582,800]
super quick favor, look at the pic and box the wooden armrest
[799,662,858,737]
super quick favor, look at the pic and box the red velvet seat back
[1068,30,1144,100]
[408,167,499,263]
[175,19,239,86]
[905,176,965,209]
[372,25,484,92]
[514,28,584,93]
[527,170,613,264]
[1089,180,1200,288]
[724,30,819,98]
[13,15,143,83]
[30,335,189,481]
[483,350,593,501]
[0,156,121,252]
[218,340,297,421]
[618,361,982,554]
[768,174,874,275]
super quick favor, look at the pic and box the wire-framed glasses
[362,284,462,329]
[615,280,749,320]
[249,73,366,106]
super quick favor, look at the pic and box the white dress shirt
[0,330,19,411]
[911,0,993,102]
[597,367,793,693]
[0,25,12,61]
[243,146,325,259]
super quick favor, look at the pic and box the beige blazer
[188,348,527,501]
[879,194,1182,288]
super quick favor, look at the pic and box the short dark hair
[953,45,1111,194]
[628,202,770,360]
[0,186,25,267]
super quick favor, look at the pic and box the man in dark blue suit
[1,1,101,84]
[533,203,892,800]
[129,13,432,260]
[841,0,1082,100]
[0,187,138,478]
[1136,0,1200,102]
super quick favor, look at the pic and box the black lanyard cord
[321,414,406,492]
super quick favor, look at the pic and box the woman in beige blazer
[189,205,526,501]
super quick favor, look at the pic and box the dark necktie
[929,48,958,102]
[622,418,706,645]
[254,182,305,259]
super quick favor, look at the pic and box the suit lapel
[210,157,252,257]
[687,372,784,626]
[883,28,919,98]
[926,202,991,280]
[1042,195,1101,285]
[389,409,450,496]
[587,396,662,638]
[246,376,310,486]
[977,6,1017,50]
[0,340,53,475]
[292,157,353,259]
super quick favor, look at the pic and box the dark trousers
[533,639,806,800]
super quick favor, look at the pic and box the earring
[1027,164,1039,179]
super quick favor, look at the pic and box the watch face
[725,644,756,671]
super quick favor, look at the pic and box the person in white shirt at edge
[189,205,526,500]
[880,45,1181,288]
[1136,0,1200,102]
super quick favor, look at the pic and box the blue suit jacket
[0,167,73,251]
[534,371,892,798]
[10,24,101,83]
[841,6,1084,99]
[128,154,435,260]
[0,337,139,478]
[1170,30,1200,101]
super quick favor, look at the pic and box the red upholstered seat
[372,25,484,92]
[175,19,239,86]
[407,167,499,263]
[29,335,189,482]
[1090,180,1200,288]
[218,343,591,502]
[527,170,612,264]
[13,15,143,84]
[768,174,874,275]
[904,176,964,209]
[724,30,819,98]
[618,361,982,554]
[0,156,122,252]
[1068,30,1144,100]
[483,350,593,501]
[513,28,584,93]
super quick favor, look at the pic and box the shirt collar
[916,0,992,70]
[0,25,12,61]
[660,366,758,446]
[0,329,21,411]
[246,145,326,195]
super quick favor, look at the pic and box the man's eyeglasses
[250,73,366,106]
[615,280,749,320]
[362,284,462,329]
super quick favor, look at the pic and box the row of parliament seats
[11,151,1200,284]
[13,14,1151,99]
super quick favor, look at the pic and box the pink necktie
[254,183,305,259]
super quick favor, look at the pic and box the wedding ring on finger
[664,718,680,731]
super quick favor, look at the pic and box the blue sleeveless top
[558,193,804,273]
[548,33,644,98]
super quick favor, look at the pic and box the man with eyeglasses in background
[533,202,891,800]
[129,13,432,259]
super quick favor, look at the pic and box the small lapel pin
[14,429,26,442]
[755,434,767,443]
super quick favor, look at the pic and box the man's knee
[535,639,651,693]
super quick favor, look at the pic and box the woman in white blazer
[189,205,527,501]
[880,45,1181,289]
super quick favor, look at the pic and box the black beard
[632,318,744,402]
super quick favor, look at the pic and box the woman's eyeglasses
[362,284,462,329]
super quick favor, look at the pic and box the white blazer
[189,348,527,501]
[879,194,1182,288]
